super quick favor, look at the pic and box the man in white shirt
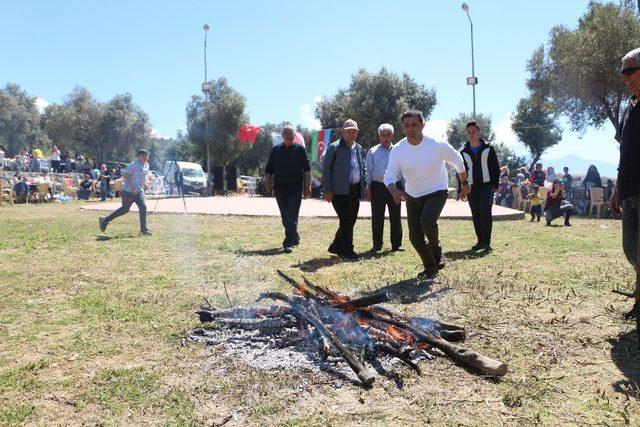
[384,110,470,279]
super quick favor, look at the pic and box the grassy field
[1,201,639,425]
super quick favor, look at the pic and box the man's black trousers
[274,182,303,247]
[330,183,360,255]
[370,181,402,250]
[467,184,494,246]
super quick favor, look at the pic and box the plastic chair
[0,179,14,207]
[36,183,50,203]
[538,186,548,210]
[588,187,607,218]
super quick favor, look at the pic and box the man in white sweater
[384,110,471,280]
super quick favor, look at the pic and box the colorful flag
[311,129,332,162]
[237,124,262,143]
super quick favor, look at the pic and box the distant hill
[543,154,618,178]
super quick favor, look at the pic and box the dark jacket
[460,139,500,189]
[322,138,368,198]
[617,96,640,200]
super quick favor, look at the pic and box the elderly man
[264,125,311,253]
[384,110,470,280]
[322,119,368,260]
[100,149,151,235]
[365,123,403,252]
[611,47,640,324]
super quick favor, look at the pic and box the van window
[183,168,204,178]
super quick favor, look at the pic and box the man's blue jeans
[104,190,148,232]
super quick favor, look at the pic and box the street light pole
[462,3,477,117]
[202,23,212,196]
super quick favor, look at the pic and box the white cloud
[150,128,166,139]
[35,97,49,113]
[300,95,322,130]
[423,119,448,141]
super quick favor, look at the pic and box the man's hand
[324,192,333,202]
[459,183,471,201]
[264,180,272,194]
[392,190,405,205]
[610,189,621,214]
[304,187,311,198]
[365,187,371,202]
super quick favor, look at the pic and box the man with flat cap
[322,119,368,260]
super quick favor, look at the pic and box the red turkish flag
[237,124,262,143]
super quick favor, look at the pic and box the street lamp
[202,23,212,196]
[461,3,477,117]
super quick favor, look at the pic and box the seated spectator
[604,179,615,201]
[527,183,542,222]
[98,164,112,201]
[500,166,510,179]
[582,164,603,189]
[13,177,28,203]
[545,179,573,226]
[531,163,546,186]
[561,166,573,192]
[546,166,556,183]
[516,168,526,185]
[520,166,530,181]
[495,175,514,207]
[77,174,93,200]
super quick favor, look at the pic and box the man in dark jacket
[322,119,368,259]
[265,125,311,253]
[460,121,500,251]
[611,47,640,324]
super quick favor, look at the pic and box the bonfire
[192,270,508,387]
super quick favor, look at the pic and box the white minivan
[163,161,207,196]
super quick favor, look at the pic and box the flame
[386,325,415,345]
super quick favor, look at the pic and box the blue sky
[1,0,622,166]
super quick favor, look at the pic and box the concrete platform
[82,195,525,220]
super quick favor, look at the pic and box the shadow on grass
[235,247,283,256]
[95,234,139,241]
[444,249,491,261]
[609,329,640,399]
[292,256,342,272]
[361,278,451,305]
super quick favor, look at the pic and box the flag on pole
[237,124,262,143]
[311,129,332,162]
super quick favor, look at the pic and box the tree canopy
[536,1,640,136]
[43,87,151,161]
[0,83,49,155]
[316,68,437,148]
[186,78,248,167]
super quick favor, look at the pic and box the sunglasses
[620,66,640,76]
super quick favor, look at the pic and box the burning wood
[193,270,508,387]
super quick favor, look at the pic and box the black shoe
[391,246,404,252]
[537,218,540,222]
[483,244,493,252]
[99,217,107,232]
[140,230,152,236]
[471,242,483,251]
[530,218,534,222]
[293,241,300,246]
[546,221,551,226]
[370,246,382,253]
[564,220,571,227]
[328,244,340,255]
[284,246,293,253]
[433,247,446,270]
[417,267,438,280]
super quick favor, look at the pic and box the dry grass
[0,201,639,425]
